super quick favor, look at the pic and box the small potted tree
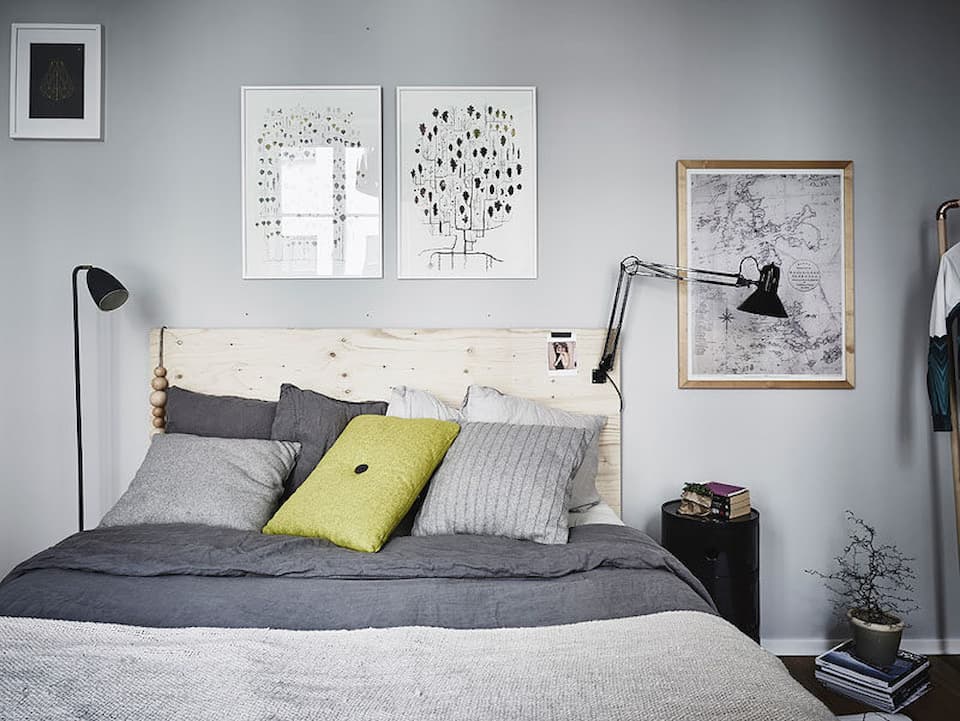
[806,511,918,667]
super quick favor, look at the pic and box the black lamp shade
[86,267,129,311]
[737,263,788,318]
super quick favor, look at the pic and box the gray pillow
[166,386,277,440]
[462,385,607,511]
[412,422,589,545]
[270,383,388,493]
[100,433,300,531]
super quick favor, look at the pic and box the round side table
[660,499,760,642]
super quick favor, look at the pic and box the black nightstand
[660,499,760,642]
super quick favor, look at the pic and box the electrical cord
[604,371,623,412]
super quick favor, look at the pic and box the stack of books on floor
[815,640,931,713]
[705,482,750,519]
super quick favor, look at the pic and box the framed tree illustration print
[9,23,102,139]
[241,86,382,279]
[397,87,537,279]
[677,160,854,388]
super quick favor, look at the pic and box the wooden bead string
[149,326,168,430]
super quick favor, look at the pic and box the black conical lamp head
[86,267,129,311]
[737,263,787,318]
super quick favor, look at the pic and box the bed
[0,328,835,720]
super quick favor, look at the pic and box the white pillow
[568,501,624,527]
[386,385,463,422]
[461,385,607,511]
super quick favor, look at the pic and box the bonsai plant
[806,511,918,667]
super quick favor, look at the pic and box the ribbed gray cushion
[100,434,300,531]
[412,423,589,544]
[462,385,606,512]
[270,384,387,494]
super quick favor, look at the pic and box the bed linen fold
[3,523,691,581]
[0,524,715,630]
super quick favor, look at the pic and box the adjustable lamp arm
[593,255,784,384]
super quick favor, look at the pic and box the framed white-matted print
[9,23,102,139]
[677,160,854,389]
[397,86,537,279]
[241,86,382,279]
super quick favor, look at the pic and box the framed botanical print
[241,86,382,279]
[9,24,102,139]
[677,160,854,388]
[397,86,537,279]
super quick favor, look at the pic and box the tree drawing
[255,105,362,263]
[409,103,524,271]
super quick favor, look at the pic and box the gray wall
[2,0,959,650]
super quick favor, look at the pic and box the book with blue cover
[815,640,929,691]
[817,673,930,713]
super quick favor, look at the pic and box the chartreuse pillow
[262,415,459,552]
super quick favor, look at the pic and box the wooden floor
[780,655,960,721]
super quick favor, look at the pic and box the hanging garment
[927,243,960,431]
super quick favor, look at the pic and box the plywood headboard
[148,328,621,513]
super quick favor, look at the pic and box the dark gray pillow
[100,433,300,531]
[412,422,589,544]
[166,386,277,440]
[270,383,387,493]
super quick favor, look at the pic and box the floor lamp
[73,265,129,531]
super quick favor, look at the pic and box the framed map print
[677,160,854,388]
[397,87,537,279]
[241,86,382,278]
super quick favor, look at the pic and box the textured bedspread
[0,524,714,629]
[0,611,834,721]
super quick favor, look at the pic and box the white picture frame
[397,86,537,279]
[9,23,102,139]
[241,86,383,279]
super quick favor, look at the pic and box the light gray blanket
[0,611,833,721]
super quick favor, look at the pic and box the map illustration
[686,169,847,380]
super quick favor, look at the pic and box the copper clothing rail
[936,198,960,562]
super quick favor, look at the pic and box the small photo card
[547,331,578,376]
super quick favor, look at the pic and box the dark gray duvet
[0,523,714,630]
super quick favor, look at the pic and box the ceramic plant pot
[848,609,904,667]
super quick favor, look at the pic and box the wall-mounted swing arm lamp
[73,265,129,531]
[592,255,787,384]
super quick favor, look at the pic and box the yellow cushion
[262,415,459,552]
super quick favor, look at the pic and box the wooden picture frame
[9,23,102,139]
[240,86,383,279]
[677,160,854,389]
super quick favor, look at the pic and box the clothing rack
[936,198,960,560]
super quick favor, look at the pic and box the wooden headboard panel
[149,328,621,513]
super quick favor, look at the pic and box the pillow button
[354,464,369,474]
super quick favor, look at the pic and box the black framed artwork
[29,43,85,119]
[9,24,102,139]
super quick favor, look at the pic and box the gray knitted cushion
[412,422,589,544]
[462,385,606,512]
[100,434,300,531]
